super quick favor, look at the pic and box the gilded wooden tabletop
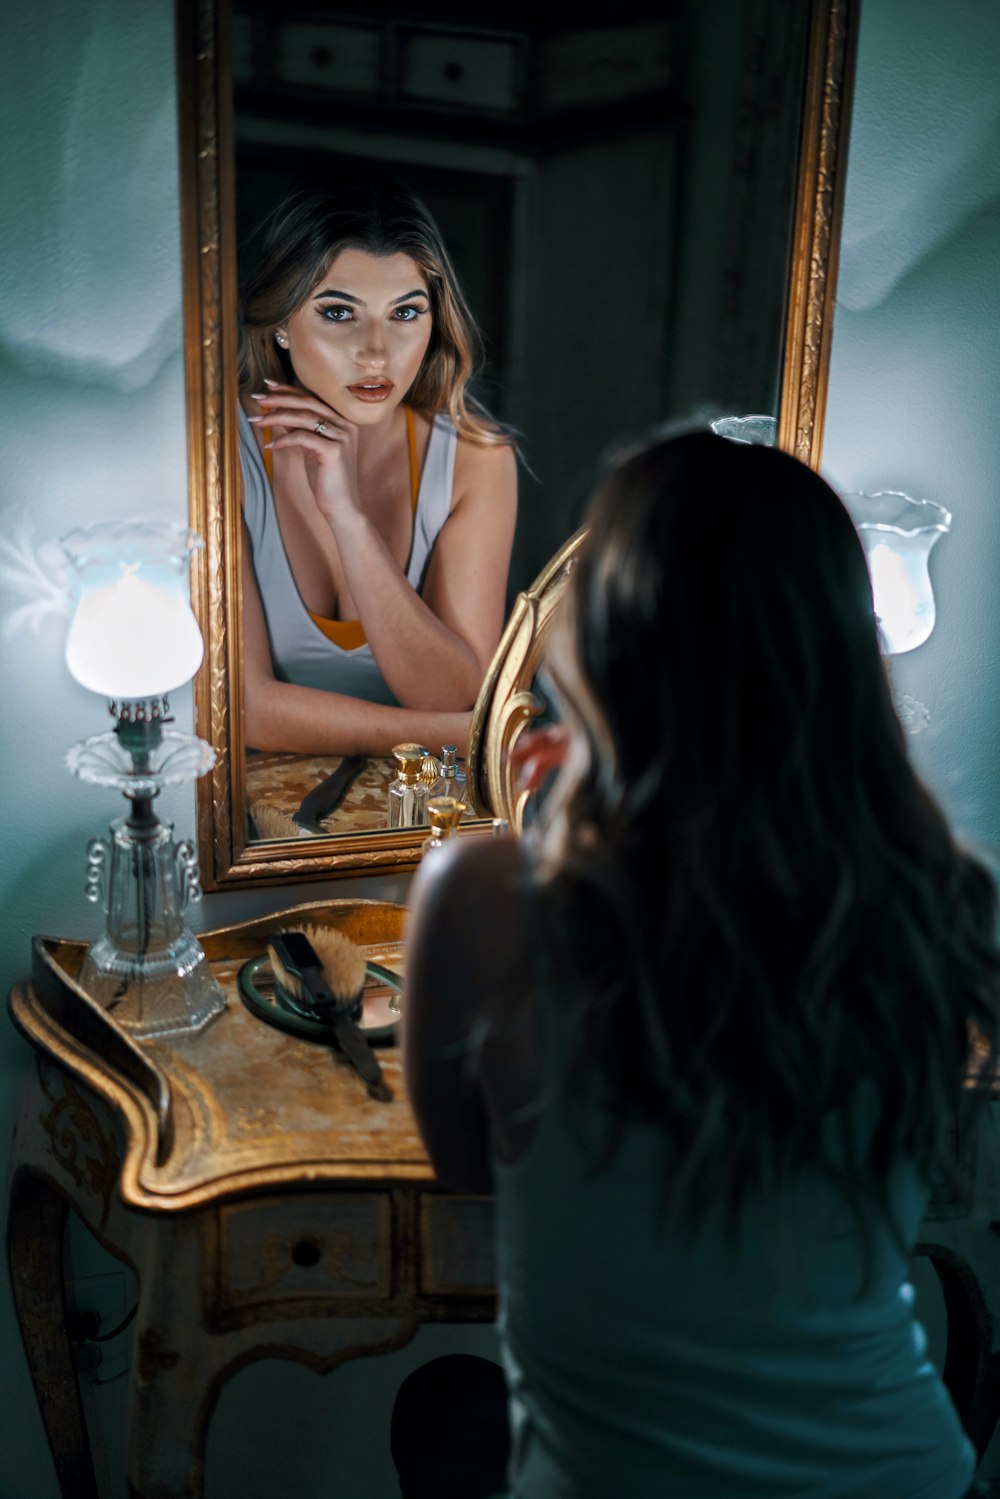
[11,898,436,1213]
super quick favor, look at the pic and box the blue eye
[393,305,427,322]
[319,305,353,322]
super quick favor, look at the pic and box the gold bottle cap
[427,796,465,836]
[421,753,440,785]
[392,743,429,784]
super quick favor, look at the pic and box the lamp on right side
[841,490,952,731]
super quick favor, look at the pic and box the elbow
[243,683,282,753]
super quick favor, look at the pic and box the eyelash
[317,304,428,324]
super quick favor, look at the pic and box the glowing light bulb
[61,520,205,698]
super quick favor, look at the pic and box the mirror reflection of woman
[238,173,517,756]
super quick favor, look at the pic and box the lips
[348,379,394,403]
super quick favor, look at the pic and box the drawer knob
[443,61,463,83]
[312,47,332,68]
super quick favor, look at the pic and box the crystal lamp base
[80,934,226,1041]
[68,719,225,1041]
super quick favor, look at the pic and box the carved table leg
[125,1222,214,1499]
[6,1170,99,1499]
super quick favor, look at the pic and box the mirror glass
[231,1,680,846]
[180,0,856,886]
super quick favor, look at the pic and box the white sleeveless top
[238,405,458,706]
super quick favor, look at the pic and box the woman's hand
[510,724,570,794]
[250,382,361,524]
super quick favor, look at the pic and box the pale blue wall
[820,3,1000,1478]
[0,6,193,1493]
[823,0,1000,860]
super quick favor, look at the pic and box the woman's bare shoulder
[452,429,518,500]
[407,834,533,981]
[410,832,527,915]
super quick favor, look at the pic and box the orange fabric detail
[405,405,419,511]
[307,614,368,650]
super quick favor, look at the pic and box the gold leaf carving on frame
[777,0,860,471]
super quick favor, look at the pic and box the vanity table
[6,899,495,1499]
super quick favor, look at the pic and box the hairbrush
[266,929,393,1102]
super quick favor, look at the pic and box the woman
[238,173,517,755]
[403,428,1000,1497]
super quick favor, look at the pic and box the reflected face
[278,248,433,424]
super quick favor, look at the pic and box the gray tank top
[238,405,458,706]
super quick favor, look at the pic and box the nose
[354,321,388,370]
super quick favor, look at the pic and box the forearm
[332,510,490,710]
[244,673,471,757]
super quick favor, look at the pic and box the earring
[275,332,289,349]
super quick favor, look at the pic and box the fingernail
[250,392,270,402]
[247,415,263,423]
[264,378,281,388]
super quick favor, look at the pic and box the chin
[341,395,403,424]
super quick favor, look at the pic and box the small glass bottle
[388,743,431,829]
[422,796,465,857]
[428,743,468,808]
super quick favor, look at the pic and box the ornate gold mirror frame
[777,0,860,467]
[177,0,859,888]
[467,528,587,833]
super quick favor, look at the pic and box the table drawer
[217,1193,393,1312]
[419,1195,496,1295]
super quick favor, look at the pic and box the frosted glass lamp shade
[841,491,951,655]
[61,520,205,698]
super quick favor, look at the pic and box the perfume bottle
[428,743,468,808]
[422,796,465,857]
[388,743,431,829]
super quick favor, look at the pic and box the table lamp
[61,519,226,1040]
[841,490,951,734]
[841,491,951,655]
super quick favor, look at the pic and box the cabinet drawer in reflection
[399,29,521,114]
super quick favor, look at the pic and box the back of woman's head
[239,169,497,440]
[542,427,999,1226]
[561,429,890,829]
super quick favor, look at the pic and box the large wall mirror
[178,0,858,889]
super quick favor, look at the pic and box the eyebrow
[311,287,429,305]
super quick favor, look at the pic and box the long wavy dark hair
[239,170,507,446]
[537,427,1000,1234]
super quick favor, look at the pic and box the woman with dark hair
[402,428,999,1497]
[238,172,517,754]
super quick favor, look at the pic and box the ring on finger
[314,421,328,436]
